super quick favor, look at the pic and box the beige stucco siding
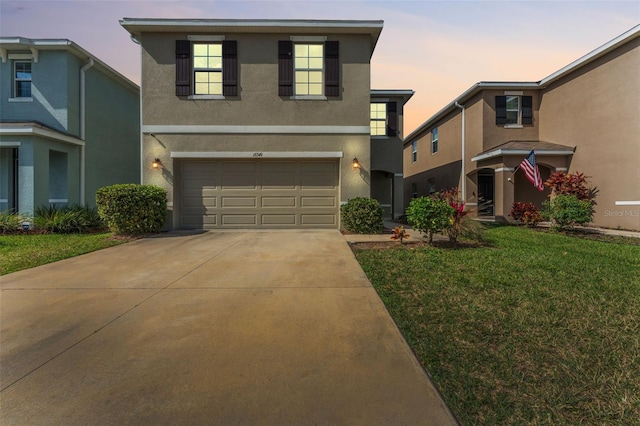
[140,33,371,127]
[481,90,540,151]
[539,39,640,230]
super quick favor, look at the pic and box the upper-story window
[14,61,32,98]
[412,141,418,163]
[370,101,397,137]
[193,43,222,95]
[278,40,339,98]
[431,127,439,154]
[496,95,533,126]
[294,44,323,96]
[175,39,237,98]
[370,103,386,136]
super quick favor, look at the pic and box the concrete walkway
[0,230,457,425]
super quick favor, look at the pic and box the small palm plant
[390,226,410,244]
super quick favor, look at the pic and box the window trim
[13,60,32,99]
[411,141,418,163]
[431,127,439,154]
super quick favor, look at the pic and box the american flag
[520,150,544,191]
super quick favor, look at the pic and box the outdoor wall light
[352,157,361,169]
[151,158,162,169]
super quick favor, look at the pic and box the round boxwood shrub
[96,184,167,235]
[341,197,384,234]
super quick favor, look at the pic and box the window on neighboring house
[279,40,339,97]
[411,182,418,199]
[14,61,32,98]
[370,103,386,136]
[431,127,439,154]
[175,39,237,97]
[193,43,222,95]
[496,95,533,126]
[412,141,417,163]
[428,178,436,195]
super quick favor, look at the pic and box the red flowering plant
[438,187,467,243]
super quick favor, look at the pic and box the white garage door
[178,159,339,229]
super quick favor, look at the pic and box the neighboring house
[370,89,414,220]
[0,37,140,215]
[120,18,407,229]
[404,25,639,231]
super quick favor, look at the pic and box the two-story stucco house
[404,25,639,231]
[120,18,410,229]
[0,37,140,215]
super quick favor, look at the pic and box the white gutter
[80,58,94,205]
[454,102,465,203]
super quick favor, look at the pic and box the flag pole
[507,164,521,185]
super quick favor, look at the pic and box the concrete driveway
[1,230,456,425]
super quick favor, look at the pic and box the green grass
[0,233,130,275]
[353,226,640,425]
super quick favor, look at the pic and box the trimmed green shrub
[96,184,167,235]
[0,211,27,234]
[341,197,384,234]
[34,205,104,233]
[543,194,593,230]
[405,196,454,243]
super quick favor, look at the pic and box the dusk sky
[1,0,638,134]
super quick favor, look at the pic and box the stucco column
[393,173,404,220]
[495,169,514,223]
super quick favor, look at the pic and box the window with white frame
[496,95,533,126]
[370,103,387,136]
[193,43,222,95]
[412,141,417,163]
[14,61,32,98]
[294,44,323,96]
[506,96,519,125]
[431,127,439,154]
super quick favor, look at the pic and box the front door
[477,172,494,216]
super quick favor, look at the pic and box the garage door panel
[221,214,257,225]
[262,174,297,189]
[262,162,296,173]
[221,197,257,208]
[179,159,338,229]
[300,196,336,207]
[262,197,297,208]
[261,214,297,225]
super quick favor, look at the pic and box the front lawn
[353,226,640,424]
[0,233,130,275]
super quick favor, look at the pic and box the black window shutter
[387,101,397,137]
[324,41,340,97]
[495,96,507,125]
[222,40,238,97]
[521,96,533,125]
[278,41,293,96]
[175,40,191,97]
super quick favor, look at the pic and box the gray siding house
[121,18,408,229]
[0,37,140,214]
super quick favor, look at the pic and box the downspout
[80,58,94,205]
[129,34,143,184]
[454,102,466,203]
